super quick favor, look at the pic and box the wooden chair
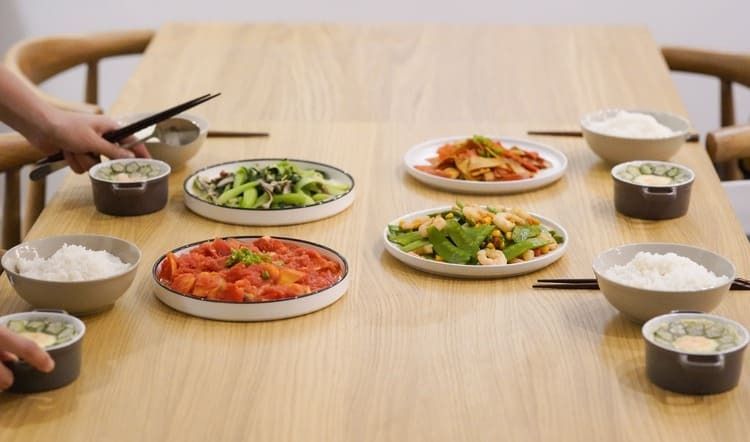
[5,29,154,115]
[661,46,750,179]
[0,29,153,248]
[662,47,750,236]
[0,134,45,249]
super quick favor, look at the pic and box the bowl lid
[0,310,86,351]
[611,160,695,187]
[642,311,749,355]
[89,159,171,183]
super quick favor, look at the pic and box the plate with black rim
[152,236,350,321]
[183,158,355,226]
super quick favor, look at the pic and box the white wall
[1,0,749,203]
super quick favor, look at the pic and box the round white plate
[404,136,567,194]
[152,236,350,321]
[383,206,568,278]
[184,159,355,226]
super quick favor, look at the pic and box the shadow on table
[612,356,736,408]
[0,384,78,428]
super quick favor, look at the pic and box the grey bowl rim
[592,242,736,295]
[1,234,142,285]
[580,108,690,141]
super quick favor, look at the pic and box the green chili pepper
[427,226,472,264]
[503,237,553,261]
[389,231,423,246]
[401,239,430,253]
[511,225,541,243]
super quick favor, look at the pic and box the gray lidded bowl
[1,235,141,315]
[0,310,85,393]
[592,243,734,323]
[89,158,171,216]
[611,160,695,220]
[642,312,749,395]
[580,109,690,164]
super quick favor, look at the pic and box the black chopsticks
[31,93,221,170]
[526,130,701,143]
[103,92,221,143]
[207,130,269,138]
[533,277,750,291]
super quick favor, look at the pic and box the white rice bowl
[15,244,131,282]
[603,251,730,291]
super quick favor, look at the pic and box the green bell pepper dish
[387,203,563,266]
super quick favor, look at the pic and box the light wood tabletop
[2,23,750,441]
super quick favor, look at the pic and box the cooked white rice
[16,244,130,281]
[604,251,730,291]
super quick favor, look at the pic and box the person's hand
[32,109,151,173]
[0,327,55,390]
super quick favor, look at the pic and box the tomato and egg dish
[158,236,343,302]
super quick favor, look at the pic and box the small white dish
[383,206,568,278]
[404,136,567,194]
[151,236,350,321]
[183,159,355,226]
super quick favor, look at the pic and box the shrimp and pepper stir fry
[387,203,564,265]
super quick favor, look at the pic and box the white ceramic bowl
[580,109,690,164]
[383,206,568,278]
[183,159,355,226]
[1,235,141,315]
[151,236,350,321]
[119,112,207,170]
[404,135,567,194]
[592,243,735,323]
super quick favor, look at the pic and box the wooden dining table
[2,23,750,441]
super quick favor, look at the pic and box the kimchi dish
[414,135,551,181]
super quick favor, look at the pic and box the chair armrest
[706,125,750,163]
[661,46,750,88]
[0,133,46,171]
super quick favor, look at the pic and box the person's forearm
[0,65,55,143]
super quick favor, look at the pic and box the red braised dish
[158,237,342,302]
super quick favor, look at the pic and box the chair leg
[716,80,741,179]
[85,60,99,105]
[3,168,21,249]
[720,80,735,127]
[23,177,46,238]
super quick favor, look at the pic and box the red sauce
[158,236,342,302]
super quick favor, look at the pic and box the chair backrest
[5,29,154,114]
[0,29,154,247]
[662,46,750,180]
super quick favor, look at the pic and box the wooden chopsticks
[533,277,750,291]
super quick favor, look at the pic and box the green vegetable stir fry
[388,203,564,265]
[192,160,350,209]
